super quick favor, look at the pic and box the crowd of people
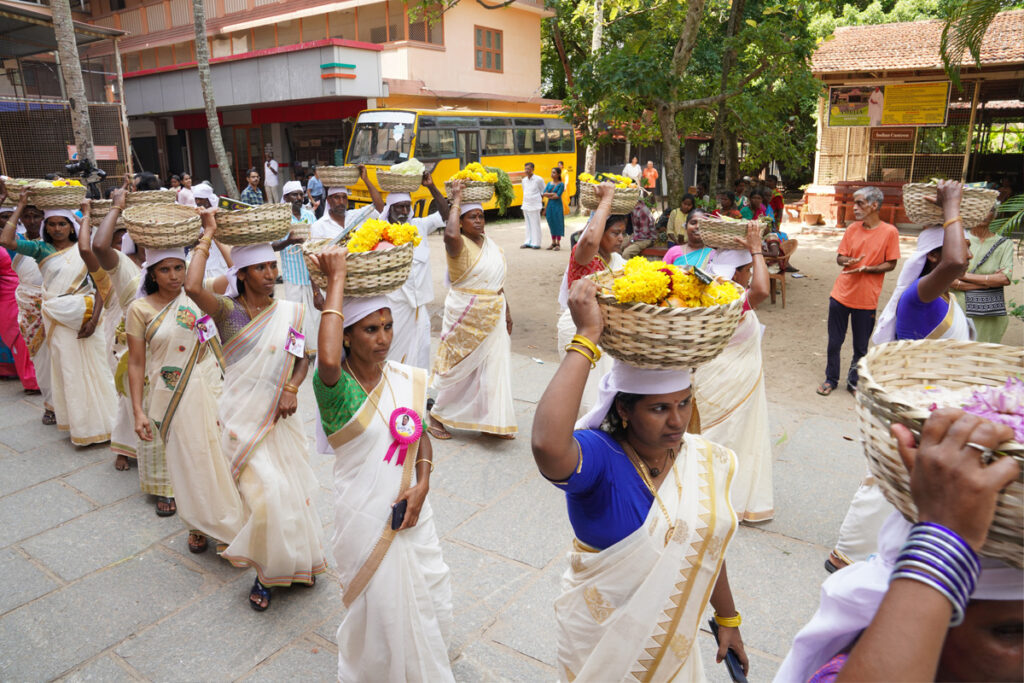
[0,157,1019,682]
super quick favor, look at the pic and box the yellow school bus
[344,108,576,217]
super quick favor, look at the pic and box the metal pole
[909,126,918,182]
[960,81,979,182]
[113,38,134,175]
[842,127,851,180]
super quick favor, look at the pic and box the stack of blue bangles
[890,522,981,626]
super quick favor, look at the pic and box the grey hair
[855,186,884,211]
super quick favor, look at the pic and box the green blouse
[312,368,368,436]
[14,236,56,262]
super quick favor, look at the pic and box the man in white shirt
[622,156,642,186]
[310,166,378,240]
[520,162,546,249]
[263,151,281,204]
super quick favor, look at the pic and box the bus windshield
[347,111,416,164]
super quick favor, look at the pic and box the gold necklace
[622,441,681,546]
[344,360,396,427]
[239,296,270,320]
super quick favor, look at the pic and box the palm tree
[51,0,95,167]
[193,0,239,198]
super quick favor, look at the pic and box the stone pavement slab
[57,655,141,682]
[239,641,338,681]
[62,460,144,506]
[0,480,93,547]
[0,547,59,615]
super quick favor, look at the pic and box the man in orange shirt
[818,186,900,396]
[642,161,659,194]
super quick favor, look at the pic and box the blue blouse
[552,429,654,550]
[895,278,949,340]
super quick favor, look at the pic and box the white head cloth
[342,295,391,329]
[120,232,137,255]
[382,192,412,222]
[43,209,80,236]
[460,202,483,217]
[135,247,187,299]
[192,184,217,204]
[327,186,348,197]
[281,180,303,199]
[776,511,1024,682]
[224,243,275,297]
[707,248,752,281]
[872,226,946,344]
[575,360,691,431]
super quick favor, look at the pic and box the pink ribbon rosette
[384,407,423,466]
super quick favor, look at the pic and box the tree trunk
[51,0,94,168]
[583,0,604,179]
[707,0,745,199]
[724,129,739,190]
[193,0,239,198]
[550,20,574,89]
[656,101,685,209]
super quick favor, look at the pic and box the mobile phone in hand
[708,618,747,683]
[391,499,408,530]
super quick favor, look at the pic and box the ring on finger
[966,441,997,465]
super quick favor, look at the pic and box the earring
[622,417,629,428]
[343,340,350,348]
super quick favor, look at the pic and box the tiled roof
[812,10,1024,74]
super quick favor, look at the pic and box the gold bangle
[942,216,962,228]
[193,243,210,256]
[714,611,742,628]
[283,383,299,394]
[565,344,596,369]
[571,334,601,360]
[414,458,434,472]
[321,308,345,322]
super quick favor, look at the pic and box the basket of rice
[697,215,772,250]
[855,339,1024,568]
[214,203,292,245]
[318,166,359,188]
[5,178,87,209]
[588,257,745,369]
[901,183,999,228]
[125,189,177,206]
[302,217,419,295]
[123,204,201,249]
[578,173,641,213]
[378,158,426,193]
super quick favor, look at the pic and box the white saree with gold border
[142,291,243,543]
[431,235,517,435]
[692,309,773,523]
[105,252,142,459]
[328,361,454,683]
[556,435,737,682]
[217,300,326,585]
[13,251,51,410]
[38,247,117,445]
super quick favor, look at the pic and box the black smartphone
[708,618,748,683]
[390,499,408,530]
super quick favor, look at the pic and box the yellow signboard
[881,82,950,126]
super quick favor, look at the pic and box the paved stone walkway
[0,341,869,682]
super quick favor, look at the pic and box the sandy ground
[424,214,1024,405]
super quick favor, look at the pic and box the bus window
[348,115,415,164]
[417,129,456,159]
[515,128,547,154]
[483,128,514,156]
[457,130,480,166]
[480,117,512,127]
[548,128,573,153]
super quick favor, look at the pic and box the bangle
[714,611,742,628]
[415,458,434,472]
[942,216,962,228]
[282,383,299,394]
[571,334,601,361]
[889,522,980,626]
[321,309,345,322]
[565,344,596,369]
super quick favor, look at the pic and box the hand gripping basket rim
[444,180,494,204]
[377,171,422,193]
[901,184,999,229]
[214,203,292,245]
[302,239,414,296]
[122,204,202,249]
[855,339,1024,568]
[579,183,640,214]
[587,270,745,369]
[697,216,771,250]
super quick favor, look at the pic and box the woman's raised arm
[184,208,222,317]
[92,185,129,271]
[573,182,614,267]
[917,180,968,303]
[314,246,348,388]
[443,180,465,258]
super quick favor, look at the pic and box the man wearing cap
[273,180,318,348]
[310,165,380,240]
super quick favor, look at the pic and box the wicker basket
[5,179,87,209]
[378,171,422,193]
[215,203,292,245]
[290,221,310,241]
[318,166,359,187]
[580,183,640,213]
[856,340,1024,568]
[444,180,494,204]
[125,189,177,206]
[88,199,126,228]
[302,239,414,296]
[698,216,771,250]
[123,204,201,249]
[588,270,745,369]
[901,184,999,228]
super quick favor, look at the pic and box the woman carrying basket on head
[555,182,626,416]
[311,246,453,682]
[0,189,117,446]
[185,209,326,611]
[426,179,517,441]
[532,277,748,681]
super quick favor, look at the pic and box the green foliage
[810,0,954,40]
[485,166,515,215]
[990,193,1024,239]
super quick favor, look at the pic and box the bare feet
[114,454,131,471]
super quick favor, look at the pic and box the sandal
[426,417,452,440]
[114,454,132,471]
[249,577,270,611]
[41,410,56,426]
[816,382,835,397]
[493,433,516,440]
[155,496,176,517]
[188,532,208,554]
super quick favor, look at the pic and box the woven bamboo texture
[580,183,640,213]
[5,179,87,209]
[902,184,999,228]
[318,166,359,187]
[215,203,291,245]
[444,180,494,204]
[697,216,770,250]
[289,221,310,241]
[855,339,1024,568]
[88,199,125,228]
[378,171,422,193]
[125,189,177,206]
[588,271,744,369]
[123,204,201,248]
[303,239,413,296]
